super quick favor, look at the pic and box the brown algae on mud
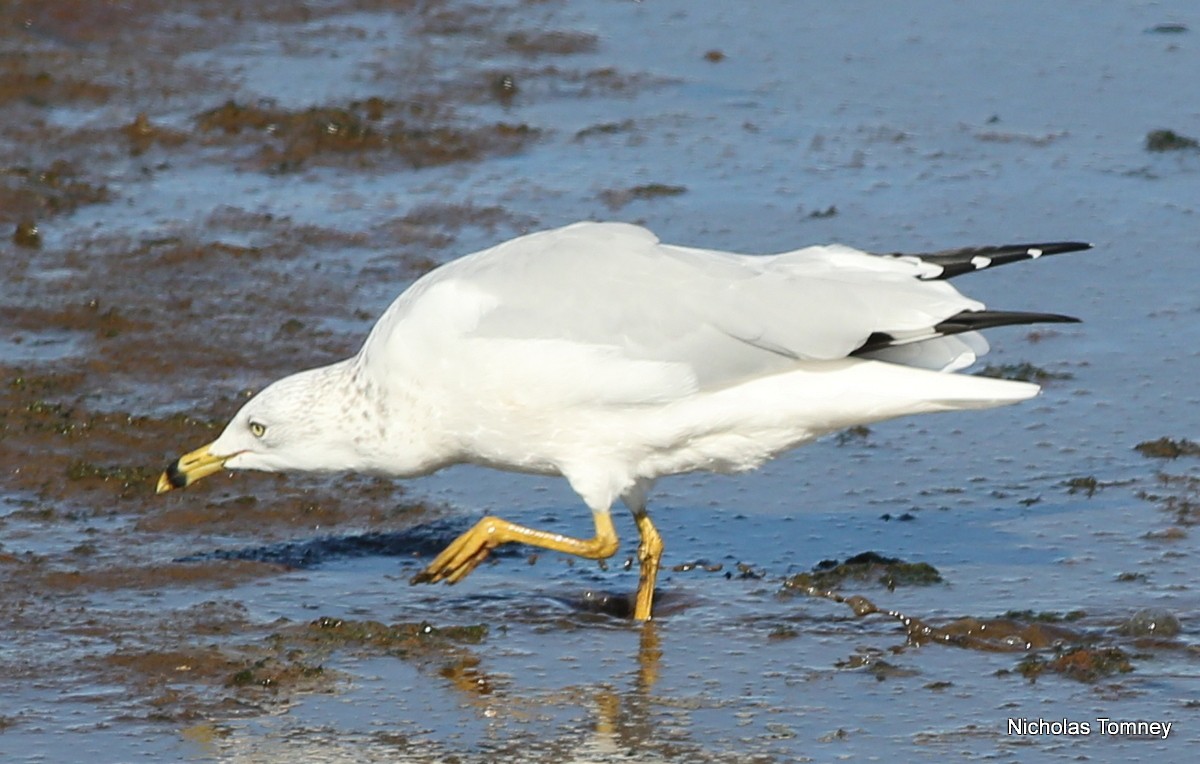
[1013,646,1135,683]
[0,162,110,225]
[195,98,539,173]
[779,555,1159,682]
[225,617,495,699]
[120,112,189,156]
[974,361,1074,383]
[1130,439,1200,526]
[802,589,1138,682]
[599,182,688,210]
[1135,436,1200,459]
[1138,471,1200,525]
[781,551,943,592]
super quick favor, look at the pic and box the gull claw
[410,520,499,585]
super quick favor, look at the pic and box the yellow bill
[156,442,227,493]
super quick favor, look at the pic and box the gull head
[157,365,366,493]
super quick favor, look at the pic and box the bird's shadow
[174,517,513,567]
[174,518,656,619]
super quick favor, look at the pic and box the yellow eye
[249,421,266,438]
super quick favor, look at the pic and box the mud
[1,0,542,746]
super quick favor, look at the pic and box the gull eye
[249,421,267,438]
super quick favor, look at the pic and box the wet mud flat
[3,0,1200,761]
[0,0,557,756]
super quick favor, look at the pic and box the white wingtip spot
[970,255,992,270]
[915,261,945,280]
[1027,248,1043,258]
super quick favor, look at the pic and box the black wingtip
[935,309,1082,335]
[853,309,1081,355]
[897,241,1093,280]
[1030,241,1093,258]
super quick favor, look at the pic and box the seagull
[157,221,1088,620]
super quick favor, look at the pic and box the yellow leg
[411,511,619,585]
[631,509,663,621]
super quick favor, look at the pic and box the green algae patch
[835,652,919,680]
[1145,129,1200,152]
[1065,476,1099,496]
[1116,608,1182,638]
[66,460,159,495]
[288,617,488,652]
[1062,475,1136,497]
[226,657,326,690]
[834,425,871,446]
[781,551,942,593]
[574,119,635,141]
[767,625,800,641]
[1147,23,1189,34]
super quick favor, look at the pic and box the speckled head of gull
[158,222,1089,620]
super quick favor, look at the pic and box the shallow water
[2,1,1198,761]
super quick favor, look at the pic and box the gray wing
[364,223,984,404]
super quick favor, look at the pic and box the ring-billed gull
[157,221,1088,620]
